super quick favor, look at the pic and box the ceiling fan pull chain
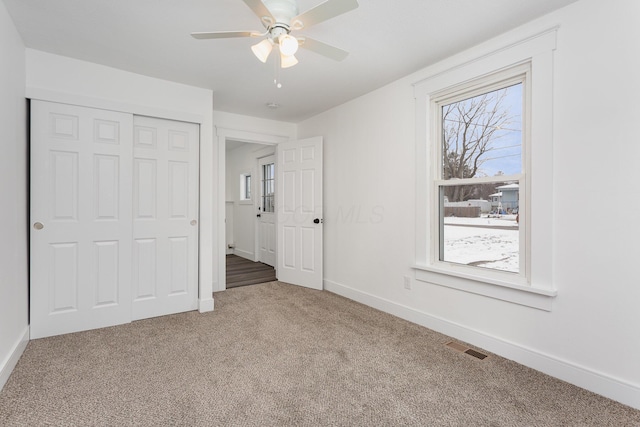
[273,54,283,88]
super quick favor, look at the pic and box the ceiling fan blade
[241,0,275,23]
[191,31,261,39]
[298,37,349,61]
[293,0,358,28]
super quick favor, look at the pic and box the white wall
[25,49,216,312]
[214,110,296,139]
[0,1,29,390]
[225,142,276,261]
[298,0,640,409]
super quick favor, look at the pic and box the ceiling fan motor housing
[262,0,299,26]
[270,24,290,43]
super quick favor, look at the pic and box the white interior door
[30,101,133,339]
[258,155,276,267]
[132,116,199,320]
[276,137,323,290]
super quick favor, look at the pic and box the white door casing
[276,137,323,290]
[30,101,133,338]
[132,116,199,320]
[258,155,276,267]
[225,201,234,255]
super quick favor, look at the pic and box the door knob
[33,222,44,230]
[313,218,322,224]
[256,214,261,218]
[190,220,197,226]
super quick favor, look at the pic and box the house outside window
[490,183,519,213]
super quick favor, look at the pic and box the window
[240,173,251,201]
[413,29,557,310]
[435,71,526,276]
[261,162,275,213]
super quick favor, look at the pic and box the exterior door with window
[257,155,276,267]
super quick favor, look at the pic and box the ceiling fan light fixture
[192,0,359,67]
[280,52,298,68]
[251,38,273,63]
[279,34,299,56]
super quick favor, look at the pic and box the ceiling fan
[191,0,359,68]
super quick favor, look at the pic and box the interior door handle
[313,218,323,224]
[33,222,44,230]
[256,214,261,218]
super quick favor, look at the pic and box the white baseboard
[233,249,254,261]
[324,279,640,410]
[0,326,29,392]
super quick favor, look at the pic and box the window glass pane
[261,163,275,213]
[439,183,519,273]
[241,174,251,200]
[442,83,522,182]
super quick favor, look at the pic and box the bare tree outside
[441,84,520,202]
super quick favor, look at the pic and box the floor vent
[464,349,488,360]
[445,341,468,352]
[445,341,488,360]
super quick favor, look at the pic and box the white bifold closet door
[30,101,199,339]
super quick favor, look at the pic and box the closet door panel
[30,101,133,339]
[132,116,199,320]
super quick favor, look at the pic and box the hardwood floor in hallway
[226,254,276,288]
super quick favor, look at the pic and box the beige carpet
[1,282,638,426]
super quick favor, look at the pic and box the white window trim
[413,28,557,311]
[239,172,252,205]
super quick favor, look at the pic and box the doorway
[216,129,324,292]
[225,140,276,288]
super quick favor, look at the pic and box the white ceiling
[3,0,578,123]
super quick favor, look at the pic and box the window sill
[413,264,556,311]
[238,200,253,205]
